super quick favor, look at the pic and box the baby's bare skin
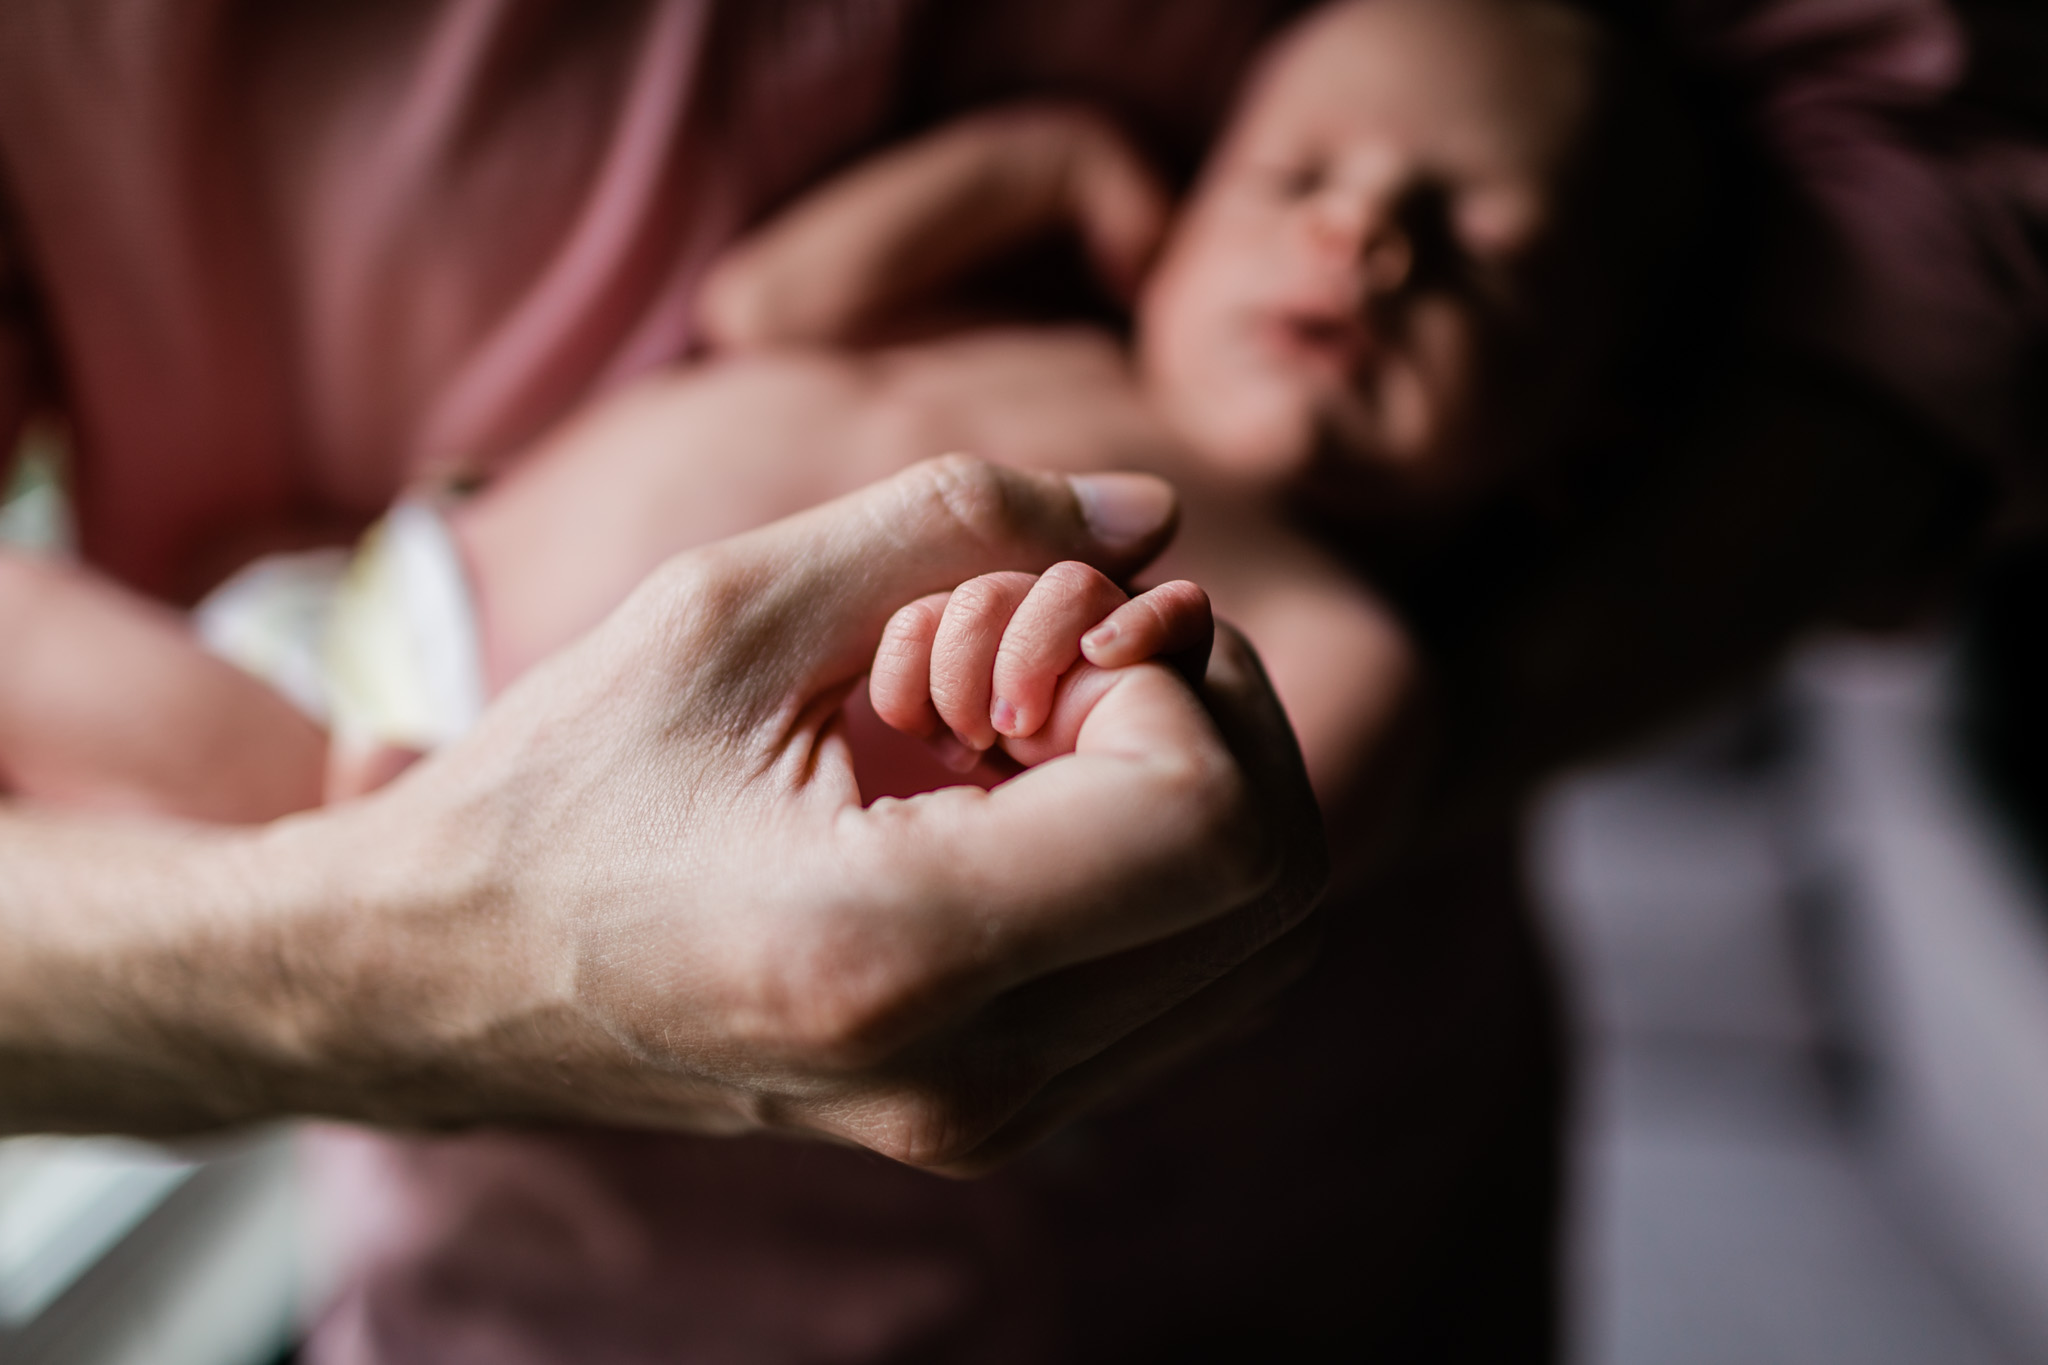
[0,549,326,821]
[456,0,1604,807]
[455,326,1409,801]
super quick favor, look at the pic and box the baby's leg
[870,561,1210,770]
[0,550,326,821]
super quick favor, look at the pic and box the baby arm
[0,550,324,822]
[699,105,1169,351]
[870,560,1212,771]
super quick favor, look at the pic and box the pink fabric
[0,0,907,594]
[0,0,1278,597]
[1681,0,2048,478]
[289,838,1563,1365]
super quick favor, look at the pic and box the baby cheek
[1149,327,1317,480]
[1140,260,1317,480]
[1139,201,1266,362]
[1206,377,1323,480]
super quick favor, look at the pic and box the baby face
[1137,0,1601,505]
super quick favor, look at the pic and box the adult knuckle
[630,550,781,702]
[630,552,707,619]
[606,563,710,680]
[908,453,1016,549]
[637,549,744,642]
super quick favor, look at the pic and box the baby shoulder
[1201,548,1416,804]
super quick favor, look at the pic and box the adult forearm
[0,807,310,1132]
[0,794,599,1136]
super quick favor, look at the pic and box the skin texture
[870,565,1212,765]
[0,458,1327,1172]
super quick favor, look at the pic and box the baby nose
[1304,187,1414,295]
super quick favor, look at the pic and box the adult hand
[0,457,1326,1173]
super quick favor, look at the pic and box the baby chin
[1176,359,1430,493]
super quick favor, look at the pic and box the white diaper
[195,500,485,752]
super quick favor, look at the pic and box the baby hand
[870,561,1212,772]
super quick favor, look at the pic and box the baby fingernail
[1070,473,1175,549]
[991,696,1020,734]
[1083,622,1120,655]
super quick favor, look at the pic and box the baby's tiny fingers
[931,571,1040,752]
[990,562,1129,739]
[1080,580,1213,678]
[871,592,954,738]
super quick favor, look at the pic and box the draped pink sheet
[1,1,2042,1360]
[0,0,1275,597]
[0,0,904,595]
[1678,0,2048,487]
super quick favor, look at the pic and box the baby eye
[1273,161,1326,200]
[1239,158,1325,202]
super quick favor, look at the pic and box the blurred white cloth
[194,501,484,752]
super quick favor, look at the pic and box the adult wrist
[243,769,740,1134]
[0,782,536,1135]
[0,813,295,1133]
[225,781,565,1128]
